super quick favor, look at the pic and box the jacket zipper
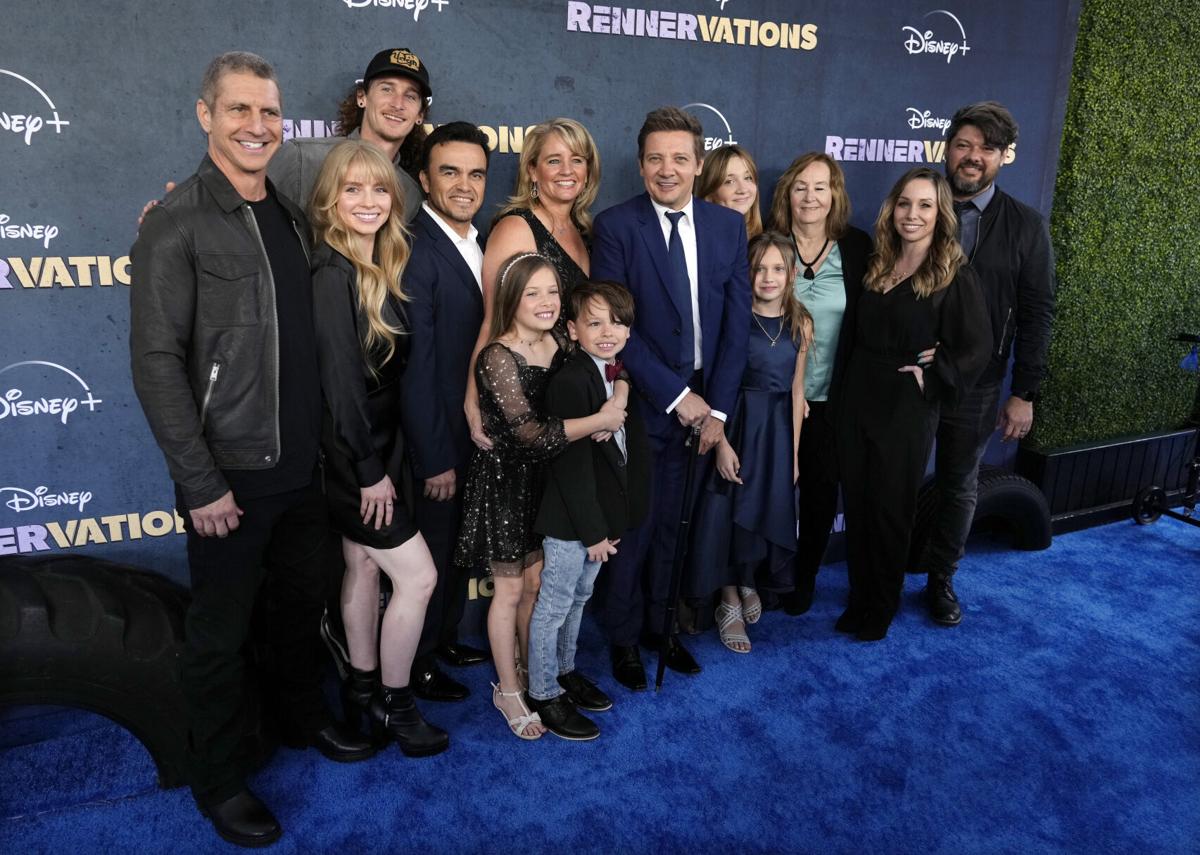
[199,361,220,428]
[242,206,281,465]
[997,307,1012,357]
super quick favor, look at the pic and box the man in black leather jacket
[130,51,371,848]
[921,101,1056,626]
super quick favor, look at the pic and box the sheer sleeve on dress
[475,343,568,462]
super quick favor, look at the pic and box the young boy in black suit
[528,281,650,740]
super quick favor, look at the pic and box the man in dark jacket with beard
[921,101,1055,626]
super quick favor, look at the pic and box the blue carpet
[2,518,1198,854]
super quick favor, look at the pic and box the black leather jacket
[130,155,311,509]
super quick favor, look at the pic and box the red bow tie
[604,360,623,383]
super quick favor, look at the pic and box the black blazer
[398,207,485,479]
[826,225,873,409]
[535,350,650,547]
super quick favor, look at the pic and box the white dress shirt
[649,197,725,422]
[422,201,482,289]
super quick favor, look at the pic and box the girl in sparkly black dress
[455,253,625,739]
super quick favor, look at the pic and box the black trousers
[412,463,471,668]
[921,380,1002,577]
[597,421,707,646]
[794,399,841,584]
[179,477,330,802]
[839,358,939,619]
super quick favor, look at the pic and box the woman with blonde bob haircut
[765,152,873,617]
[695,144,763,239]
[309,140,448,757]
[835,166,990,642]
[466,118,629,456]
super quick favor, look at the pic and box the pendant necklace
[753,312,785,347]
[793,234,831,280]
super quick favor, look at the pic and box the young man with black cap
[269,47,432,222]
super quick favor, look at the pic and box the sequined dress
[454,336,569,576]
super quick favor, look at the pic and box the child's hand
[793,453,800,485]
[587,538,620,563]
[716,441,743,484]
[597,398,626,432]
[799,396,810,420]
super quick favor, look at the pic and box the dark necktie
[954,199,979,255]
[665,210,695,369]
[604,359,623,383]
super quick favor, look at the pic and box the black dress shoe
[856,610,893,642]
[641,633,702,675]
[527,694,599,741]
[926,575,963,626]
[307,721,376,763]
[610,644,647,691]
[436,642,488,667]
[411,662,470,702]
[558,670,613,712]
[782,574,817,616]
[835,606,864,634]
[198,787,281,848]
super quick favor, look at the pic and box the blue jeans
[528,536,602,701]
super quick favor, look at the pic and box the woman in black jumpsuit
[837,167,991,641]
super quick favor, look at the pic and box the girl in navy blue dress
[689,232,814,653]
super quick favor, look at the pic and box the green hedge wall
[1034,0,1200,450]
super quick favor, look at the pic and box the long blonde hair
[768,152,851,241]
[695,145,763,239]
[749,232,812,348]
[309,140,411,366]
[864,167,965,298]
[495,118,601,238]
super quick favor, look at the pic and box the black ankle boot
[342,667,386,748]
[370,684,450,757]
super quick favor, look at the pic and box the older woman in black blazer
[767,152,872,615]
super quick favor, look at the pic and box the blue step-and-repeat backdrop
[1,1,1080,594]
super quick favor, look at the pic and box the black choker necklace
[794,235,831,280]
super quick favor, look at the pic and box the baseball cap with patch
[360,48,432,103]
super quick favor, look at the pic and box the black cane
[655,424,703,691]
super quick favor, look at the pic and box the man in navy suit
[400,122,491,701]
[591,106,750,689]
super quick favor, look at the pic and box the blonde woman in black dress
[310,140,446,755]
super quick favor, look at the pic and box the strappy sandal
[739,586,763,624]
[492,682,542,740]
[716,601,751,654]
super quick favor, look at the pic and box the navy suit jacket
[399,207,485,479]
[591,193,750,438]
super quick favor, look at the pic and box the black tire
[0,555,191,788]
[1131,486,1165,525]
[908,465,1053,571]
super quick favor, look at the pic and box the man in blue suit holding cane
[591,106,750,690]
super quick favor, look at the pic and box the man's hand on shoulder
[189,490,243,538]
[138,181,177,228]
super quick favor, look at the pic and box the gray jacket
[268,128,423,222]
[130,155,311,509]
